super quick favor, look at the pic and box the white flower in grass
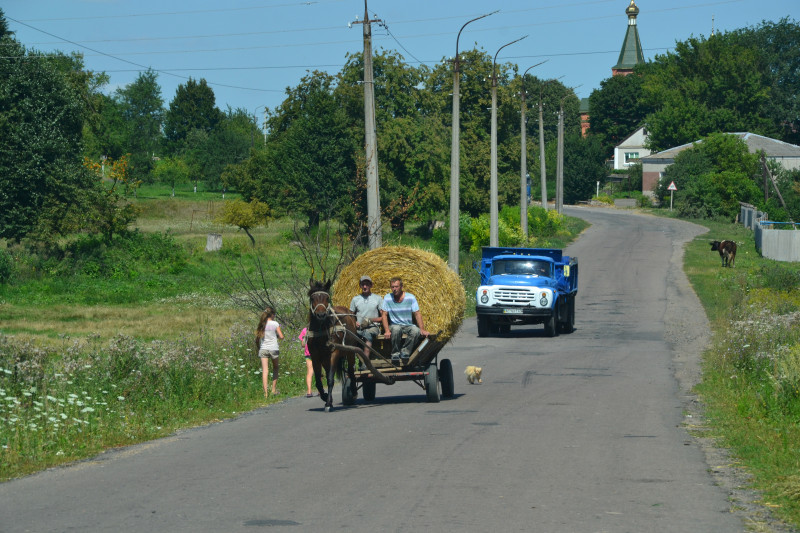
[9,417,18,423]
[33,401,43,407]
[56,450,64,456]
[117,396,125,401]
[48,417,57,423]
[46,395,57,402]
[68,393,78,398]
[2,368,11,375]
[81,407,95,413]
[23,391,32,397]
[60,413,67,419]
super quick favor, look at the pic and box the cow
[710,240,737,268]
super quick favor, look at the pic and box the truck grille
[495,288,537,304]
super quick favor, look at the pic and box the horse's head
[308,279,333,321]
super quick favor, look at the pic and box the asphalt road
[1,207,749,532]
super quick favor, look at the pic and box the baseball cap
[359,275,373,284]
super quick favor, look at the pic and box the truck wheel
[544,312,558,337]
[425,363,440,403]
[362,381,376,401]
[477,316,491,337]
[439,359,454,398]
[561,296,575,334]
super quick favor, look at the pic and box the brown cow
[710,240,737,268]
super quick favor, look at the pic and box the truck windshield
[492,259,551,277]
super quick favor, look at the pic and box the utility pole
[490,36,527,247]
[556,102,564,214]
[538,90,548,212]
[353,1,381,249]
[449,11,496,273]
[519,61,546,239]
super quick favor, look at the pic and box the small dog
[465,366,483,384]
[710,240,737,268]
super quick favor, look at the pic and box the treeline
[2,8,800,246]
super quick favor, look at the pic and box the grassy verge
[684,218,800,527]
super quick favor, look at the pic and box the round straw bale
[332,246,465,343]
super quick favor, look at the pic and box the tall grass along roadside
[0,325,309,481]
[685,219,800,527]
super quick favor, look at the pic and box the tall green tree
[163,78,222,154]
[115,69,164,181]
[588,73,653,158]
[0,25,95,241]
[563,134,607,204]
[641,36,772,151]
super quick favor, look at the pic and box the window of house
[624,152,640,165]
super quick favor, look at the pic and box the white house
[641,132,800,199]
[613,126,651,170]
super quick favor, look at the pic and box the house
[613,126,651,170]
[641,132,800,199]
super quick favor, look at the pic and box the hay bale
[332,246,465,343]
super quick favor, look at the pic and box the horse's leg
[312,357,327,402]
[324,351,339,412]
[347,353,357,396]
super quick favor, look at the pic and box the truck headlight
[540,292,548,306]
[480,290,489,304]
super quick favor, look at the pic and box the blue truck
[474,247,578,337]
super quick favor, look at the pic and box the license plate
[503,309,523,314]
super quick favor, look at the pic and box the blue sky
[5,0,798,124]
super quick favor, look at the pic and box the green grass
[683,217,800,527]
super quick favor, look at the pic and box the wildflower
[56,450,64,456]
[81,406,95,413]
[117,396,125,401]
[46,395,57,402]
[1,368,10,375]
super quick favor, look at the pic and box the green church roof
[613,1,644,71]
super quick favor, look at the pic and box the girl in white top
[255,307,284,397]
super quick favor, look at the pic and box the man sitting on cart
[381,277,429,364]
[349,275,383,355]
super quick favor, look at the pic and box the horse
[306,279,392,412]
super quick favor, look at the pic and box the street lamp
[519,60,547,240]
[490,35,527,247]
[449,10,497,273]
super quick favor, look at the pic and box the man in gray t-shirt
[349,275,383,353]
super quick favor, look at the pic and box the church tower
[612,0,645,76]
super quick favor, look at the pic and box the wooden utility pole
[353,2,381,249]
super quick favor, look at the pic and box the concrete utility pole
[556,102,564,214]
[538,90,548,212]
[490,36,527,247]
[449,11,496,273]
[519,61,547,239]
[353,1,382,249]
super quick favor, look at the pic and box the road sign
[667,181,677,191]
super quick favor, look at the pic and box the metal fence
[741,203,800,262]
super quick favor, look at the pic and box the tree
[658,133,761,220]
[563,134,607,204]
[152,157,190,197]
[189,107,257,190]
[588,73,653,158]
[217,199,271,246]
[641,36,773,151]
[727,18,800,146]
[0,27,96,241]
[163,78,223,153]
[83,155,140,241]
[115,69,164,181]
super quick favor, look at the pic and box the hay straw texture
[331,246,465,343]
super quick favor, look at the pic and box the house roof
[613,1,645,71]
[641,133,800,164]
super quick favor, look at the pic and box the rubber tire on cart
[439,358,454,399]
[477,316,490,337]
[362,380,376,401]
[544,311,558,337]
[342,373,356,405]
[425,363,440,403]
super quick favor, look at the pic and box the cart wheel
[425,363,440,403]
[362,381,376,401]
[342,374,356,405]
[439,358,454,398]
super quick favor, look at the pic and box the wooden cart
[341,333,455,405]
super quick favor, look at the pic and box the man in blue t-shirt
[380,277,429,363]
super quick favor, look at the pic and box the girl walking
[255,307,284,397]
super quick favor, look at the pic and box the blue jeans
[389,324,420,359]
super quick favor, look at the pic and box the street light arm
[455,10,499,71]
[492,35,528,84]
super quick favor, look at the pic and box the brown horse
[306,279,392,412]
